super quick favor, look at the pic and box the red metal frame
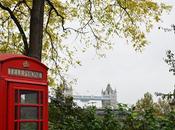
[8,82,48,130]
[0,54,48,130]
[15,88,43,130]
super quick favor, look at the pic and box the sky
[68,0,175,106]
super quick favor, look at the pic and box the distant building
[101,84,117,108]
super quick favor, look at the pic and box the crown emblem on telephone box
[23,61,29,68]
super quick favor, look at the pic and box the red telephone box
[0,54,48,130]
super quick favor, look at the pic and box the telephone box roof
[0,54,47,69]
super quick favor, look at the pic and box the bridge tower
[101,84,117,108]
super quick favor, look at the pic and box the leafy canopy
[0,0,171,85]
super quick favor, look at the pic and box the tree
[0,0,45,60]
[133,93,175,130]
[135,92,155,111]
[155,50,175,108]
[0,0,171,84]
[135,92,172,114]
[165,50,175,76]
[49,86,103,130]
[155,98,172,115]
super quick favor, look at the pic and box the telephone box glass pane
[20,90,38,104]
[20,107,38,119]
[20,122,37,130]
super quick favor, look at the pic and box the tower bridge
[65,84,117,108]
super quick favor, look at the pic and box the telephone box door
[8,83,48,130]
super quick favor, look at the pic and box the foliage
[49,86,102,130]
[0,0,172,85]
[49,89,175,130]
[155,50,175,107]
[135,92,155,112]
[165,50,175,75]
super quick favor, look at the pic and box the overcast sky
[69,0,175,105]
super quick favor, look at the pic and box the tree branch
[13,0,31,15]
[22,0,31,12]
[45,7,52,30]
[80,0,94,30]
[116,0,134,24]
[12,0,23,12]
[88,0,93,20]
[45,0,65,31]
[0,2,29,55]
[45,0,87,34]
[45,9,60,69]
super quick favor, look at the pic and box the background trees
[49,89,175,130]
[0,0,171,84]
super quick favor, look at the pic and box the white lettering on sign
[8,68,43,79]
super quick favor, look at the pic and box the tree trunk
[29,0,45,61]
